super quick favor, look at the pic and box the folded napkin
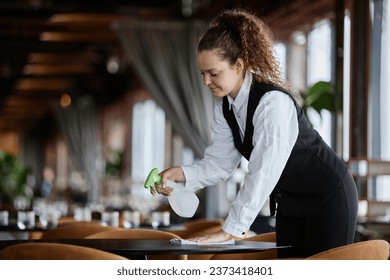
[170,238,235,245]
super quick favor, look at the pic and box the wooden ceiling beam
[47,13,130,26]
[27,52,97,64]
[40,31,116,42]
[4,96,55,107]
[15,78,74,91]
[23,64,92,76]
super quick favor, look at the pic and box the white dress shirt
[181,72,299,237]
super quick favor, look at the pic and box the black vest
[222,81,348,217]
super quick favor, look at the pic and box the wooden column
[332,0,345,155]
[349,0,370,158]
[349,0,371,199]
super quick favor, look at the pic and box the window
[274,42,287,78]
[343,14,351,161]
[375,0,390,200]
[380,0,390,162]
[131,100,165,182]
[306,19,332,146]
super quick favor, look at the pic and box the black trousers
[276,171,358,258]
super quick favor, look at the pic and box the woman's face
[197,49,244,99]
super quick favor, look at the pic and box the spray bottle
[144,168,199,218]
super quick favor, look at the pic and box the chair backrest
[183,218,223,230]
[85,228,179,239]
[0,242,128,260]
[210,231,277,260]
[177,219,223,239]
[57,216,79,226]
[30,221,102,240]
[85,228,187,260]
[40,223,118,239]
[305,239,390,260]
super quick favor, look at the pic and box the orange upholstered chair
[167,218,223,239]
[39,223,118,239]
[305,239,390,260]
[0,242,128,260]
[85,228,187,260]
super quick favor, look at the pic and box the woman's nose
[203,75,211,86]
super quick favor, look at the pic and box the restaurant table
[0,225,46,232]
[0,238,283,260]
[0,225,47,241]
[0,222,189,243]
[0,223,186,232]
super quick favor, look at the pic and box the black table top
[0,225,47,232]
[0,238,281,259]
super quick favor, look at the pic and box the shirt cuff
[222,216,248,238]
[181,165,202,190]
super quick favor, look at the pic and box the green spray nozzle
[144,168,162,193]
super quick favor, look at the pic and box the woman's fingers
[155,185,173,196]
[149,185,172,196]
[159,166,186,186]
[187,229,232,243]
[149,188,156,196]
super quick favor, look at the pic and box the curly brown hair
[198,8,291,91]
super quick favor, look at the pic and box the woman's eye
[210,73,217,77]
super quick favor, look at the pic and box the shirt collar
[226,71,253,110]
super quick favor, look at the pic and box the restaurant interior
[0,0,390,260]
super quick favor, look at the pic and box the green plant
[105,150,123,177]
[0,150,29,205]
[301,80,342,119]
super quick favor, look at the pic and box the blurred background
[0,0,389,240]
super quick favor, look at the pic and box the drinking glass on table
[39,206,60,228]
[14,196,29,211]
[122,210,140,228]
[17,211,35,229]
[73,207,92,222]
[101,211,119,227]
[0,210,9,226]
[151,211,170,228]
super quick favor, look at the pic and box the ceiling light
[60,93,72,108]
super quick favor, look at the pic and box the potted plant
[0,150,30,208]
[301,80,341,119]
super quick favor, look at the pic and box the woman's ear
[235,58,245,73]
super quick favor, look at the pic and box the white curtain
[112,20,213,158]
[55,96,103,204]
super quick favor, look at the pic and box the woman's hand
[150,166,186,196]
[153,185,172,196]
[187,229,233,243]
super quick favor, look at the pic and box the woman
[152,8,358,258]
